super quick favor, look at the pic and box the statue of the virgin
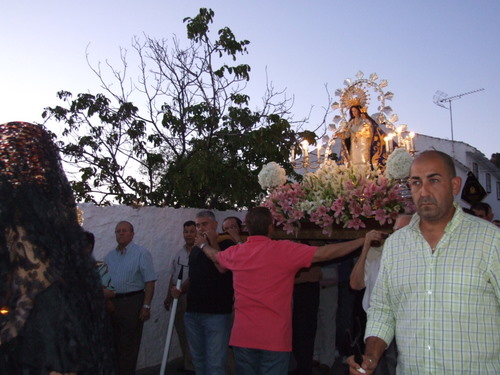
[337,105,389,169]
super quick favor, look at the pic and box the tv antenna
[433,88,485,157]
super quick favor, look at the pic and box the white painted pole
[159,266,183,375]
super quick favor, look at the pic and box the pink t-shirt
[217,235,316,351]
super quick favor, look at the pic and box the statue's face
[351,107,360,117]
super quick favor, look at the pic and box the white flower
[302,161,375,200]
[258,162,287,189]
[385,148,413,179]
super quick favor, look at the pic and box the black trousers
[291,282,320,375]
[111,291,145,375]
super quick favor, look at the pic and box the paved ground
[136,357,350,375]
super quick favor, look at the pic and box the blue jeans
[233,346,290,375]
[184,312,231,375]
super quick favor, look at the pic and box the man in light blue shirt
[105,221,157,375]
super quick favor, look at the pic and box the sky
[1,0,499,158]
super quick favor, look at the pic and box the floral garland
[261,161,414,235]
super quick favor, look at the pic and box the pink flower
[350,187,364,199]
[344,180,355,191]
[262,164,413,231]
[282,222,296,235]
[331,197,345,215]
[363,181,378,199]
[346,217,365,229]
[374,208,388,224]
[362,202,373,217]
[348,200,363,217]
[264,183,307,232]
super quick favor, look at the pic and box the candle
[396,126,403,147]
[384,136,390,153]
[290,147,295,163]
[317,143,322,163]
[409,132,415,152]
[389,134,395,153]
[301,140,309,158]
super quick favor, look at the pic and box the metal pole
[159,266,184,375]
[433,88,484,159]
[449,100,455,157]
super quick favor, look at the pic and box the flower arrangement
[258,162,287,189]
[261,161,414,235]
[262,182,306,234]
[385,148,413,179]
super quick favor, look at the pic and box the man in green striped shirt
[348,150,500,374]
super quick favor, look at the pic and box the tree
[491,153,500,170]
[43,8,305,209]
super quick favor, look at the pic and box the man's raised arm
[312,230,386,263]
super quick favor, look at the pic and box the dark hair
[83,231,96,253]
[349,105,363,120]
[360,111,380,129]
[222,216,242,231]
[184,220,196,228]
[245,207,273,236]
[462,207,476,215]
[471,201,492,214]
[414,150,457,178]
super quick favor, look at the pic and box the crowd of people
[1,121,500,375]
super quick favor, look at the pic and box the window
[486,173,491,193]
[473,162,479,177]
[497,182,500,200]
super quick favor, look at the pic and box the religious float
[260,72,416,241]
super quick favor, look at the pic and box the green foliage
[43,8,304,209]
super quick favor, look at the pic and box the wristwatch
[143,304,151,309]
[199,242,208,249]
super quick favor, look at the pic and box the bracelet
[199,242,208,249]
[143,304,151,309]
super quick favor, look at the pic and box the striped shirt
[366,203,500,374]
[105,242,157,294]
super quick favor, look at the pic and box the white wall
[79,203,246,370]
